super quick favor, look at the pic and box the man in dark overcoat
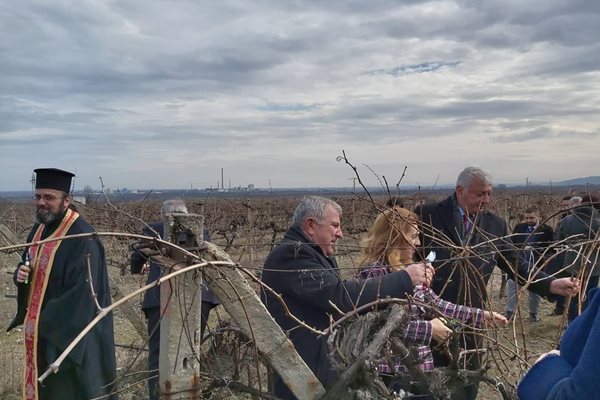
[556,193,600,323]
[415,166,579,400]
[504,205,555,321]
[261,196,435,399]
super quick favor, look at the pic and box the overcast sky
[1,0,599,191]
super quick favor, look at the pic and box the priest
[8,168,117,400]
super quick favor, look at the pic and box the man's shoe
[530,313,540,322]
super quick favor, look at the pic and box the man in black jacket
[556,193,600,323]
[415,166,579,400]
[261,196,435,399]
[504,206,554,322]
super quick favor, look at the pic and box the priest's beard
[36,204,66,225]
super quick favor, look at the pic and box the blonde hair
[358,207,419,269]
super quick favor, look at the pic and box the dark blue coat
[556,206,600,277]
[512,222,554,253]
[415,195,553,309]
[260,225,415,398]
[415,195,556,376]
[511,222,554,271]
[518,288,600,399]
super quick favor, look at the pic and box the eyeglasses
[33,194,65,202]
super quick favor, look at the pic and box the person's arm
[266,244,415,314]
[517,352,571,400]
[7,251,30,332]
[535,226,555,259]
[518,288,600,400]
[496,222,556,298]
[130,245,148,275]
[14,257,26,284]
[423,287,486,328]
[14,229,36,285]
[130,226,157,274]
[401,320,433,346]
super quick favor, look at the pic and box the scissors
[425,251,436,263]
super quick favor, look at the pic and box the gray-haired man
[415,166,579,400]
[261,196,434,399]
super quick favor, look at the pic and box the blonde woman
[358,207,507,381]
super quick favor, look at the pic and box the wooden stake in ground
[158,212,205,399]
[156,212,326,400]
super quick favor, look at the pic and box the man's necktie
[525,226,535,268]
[463,213,470,234]
[526,225,536,244]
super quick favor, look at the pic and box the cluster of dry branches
[1,171,599,399]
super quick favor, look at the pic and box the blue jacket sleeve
[518,288,600,400]
[517,355,572,400]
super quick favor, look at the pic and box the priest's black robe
[8,210,118,400]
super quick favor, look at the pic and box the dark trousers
[145,302,217,400]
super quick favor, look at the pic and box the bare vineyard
[0,190,586,399]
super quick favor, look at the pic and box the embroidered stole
[22,209,79,400]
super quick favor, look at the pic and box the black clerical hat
[34,168,75,193]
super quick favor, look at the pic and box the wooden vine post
[151,212,325,399]
[158,212,206,399]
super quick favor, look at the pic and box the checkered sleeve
[421,287,485,328]
[357,262,391,279]
[400,319,432,346]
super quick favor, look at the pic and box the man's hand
[16,264,30,283]
[430,317,452,344]
[484,311,508,326]
[405,262,435,287]
[549,277,580,296]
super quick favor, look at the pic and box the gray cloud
[366,61,461,77]
[493,128,554,143]
[1,0,599,190]
[493,127,600,144]
[257,103,323,112]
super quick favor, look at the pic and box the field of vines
[0,188,587,399]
